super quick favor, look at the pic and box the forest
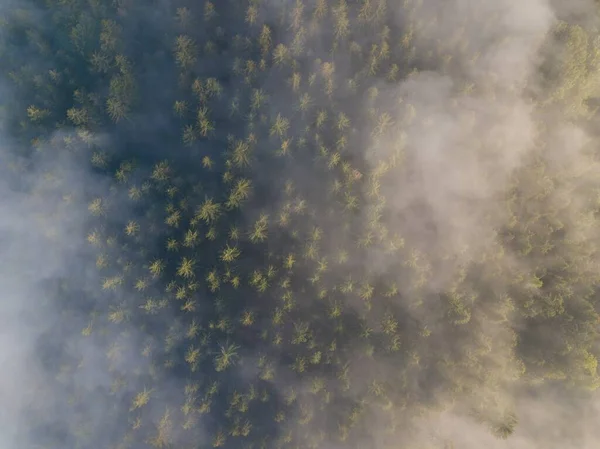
[2,0,600,448]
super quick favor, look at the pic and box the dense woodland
[3,0,600,448]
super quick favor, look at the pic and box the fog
[1,1,600,449]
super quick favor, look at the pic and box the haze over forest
[2,0,600,448]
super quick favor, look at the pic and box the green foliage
[6,1,600,449]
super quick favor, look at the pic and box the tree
[130,387,153,411]
[226,178,252,209]
[27,105,50,123]
[491,411,518,440]
[332,0,349,39]
[177,257,196,278]
[215,342,240,372]
[107,97,128,122]
[250,214,269,243]
[197,107,214,136]
[221,244,241,262]
[196,198,221,223]
[232,139,252,167]
[124,220,139,236]
[67,107,89,127]
[270,113,290,137]
[273,44,289,66]
[174,35,197,69]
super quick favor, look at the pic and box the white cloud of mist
[286,0,600,446]
[0,145,106,445]
[0,138,185,449]
[364,0,559,270]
